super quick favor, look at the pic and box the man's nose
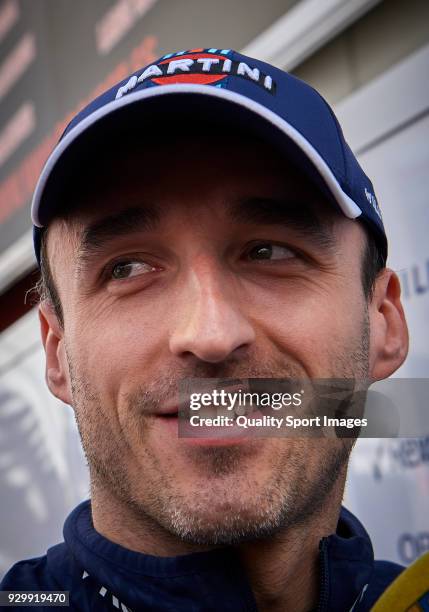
[169,264,256,363]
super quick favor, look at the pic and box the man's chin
[133,442,306,545]
[159,501,289,547]
[145,475,294,547]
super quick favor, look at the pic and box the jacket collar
[317,506,374,611]
[51,500,374,611]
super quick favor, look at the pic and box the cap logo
[115,49,276,99]
[365,187,382,219]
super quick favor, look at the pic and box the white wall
[337,45,429,564]
[0,309,89,577]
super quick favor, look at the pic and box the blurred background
[0,0,428,578]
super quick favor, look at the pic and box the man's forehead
[57,187,338,245]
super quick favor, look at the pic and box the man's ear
[369,269,409,381]
[39,301,72,405]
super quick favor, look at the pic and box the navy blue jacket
[1,500,403,611]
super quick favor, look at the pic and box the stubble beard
[69,309,370,547]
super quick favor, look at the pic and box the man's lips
[153,412,255,446]
[151,404,249,446]
[154,405,179,417]
[150,401,269,447]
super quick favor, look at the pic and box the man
[1,49,409,611]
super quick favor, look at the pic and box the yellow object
[371,552,429,611]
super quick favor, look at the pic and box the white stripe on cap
[31,84,362,228]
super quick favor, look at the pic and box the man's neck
[237,514,338,612]
[91,480,344,612]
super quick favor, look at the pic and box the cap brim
[32,83,363,228]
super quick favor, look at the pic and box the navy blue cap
[32,48,387,264]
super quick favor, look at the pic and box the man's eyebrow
[229,197,337,249]
[77,205,160,264]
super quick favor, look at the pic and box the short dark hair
[36,228,64,326]
[36,221,386,328]
[360,225,387,299]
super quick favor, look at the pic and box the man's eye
[246,243,295,261]
[110,261,155,280]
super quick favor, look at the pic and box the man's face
[46,133,372,545]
